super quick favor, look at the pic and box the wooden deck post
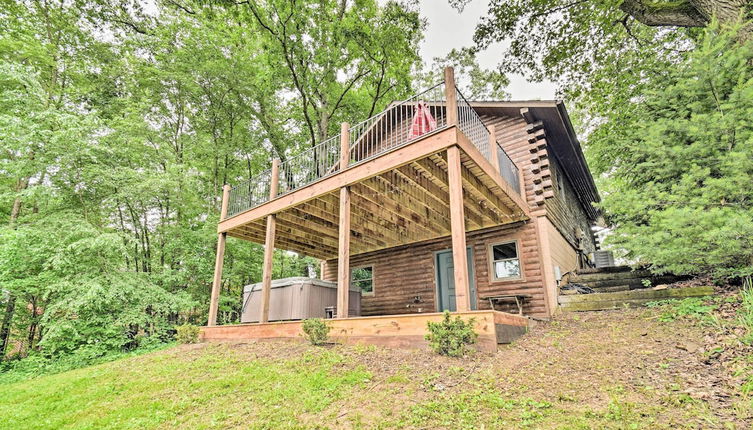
[208,184,231,326]
[337,123,351,318]
[259,159,280,323]
[447,146,471,312]
[444,67,458,127]
[488,124,499,173]
[340,122,350,170]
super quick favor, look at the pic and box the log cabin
[200,68,600,351]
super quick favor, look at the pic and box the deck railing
[456,88,491,160]
[347,82,447,166]
[278,135,341,197]
[497,145,521,193]
[226,76,521,217]
[227,168,272,217]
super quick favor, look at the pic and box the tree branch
[618,0,707,27]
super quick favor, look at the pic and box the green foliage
[0,342,172,385]
[454,0,691,93]
[175,325,201,344]
[646,297,717,323]
[424,48,510,100]
[425,311,478,357]
[584,23,753,279]
[302,318,330,346]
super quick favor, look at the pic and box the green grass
[1,303,748,429]
[0,345,370,429]
[1,344,695,430]
[646,296,718,325]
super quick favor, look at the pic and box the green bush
[0,343,172,384]
[425,311,477,357]
[302,318,330,346]
[175,324,200,344]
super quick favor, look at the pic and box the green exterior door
[435,248,476,312]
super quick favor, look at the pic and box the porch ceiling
[225,136,528,260]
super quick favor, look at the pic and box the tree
[227,0,424,148]
[423,48,510,100]
[586,23,753,278]
[450,0,749,93]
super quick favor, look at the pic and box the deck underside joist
[226,159,526,259]
[224,129,528,260]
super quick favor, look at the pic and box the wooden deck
[200,310,529,353]
[218,126,529,260]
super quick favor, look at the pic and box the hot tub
[240,277,362,323]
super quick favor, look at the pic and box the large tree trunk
[620,0,749,28]
[9,178,28,225]
[0,296,16,361]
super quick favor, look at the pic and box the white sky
[418,0,557,100]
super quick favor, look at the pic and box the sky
[418,0,558,100]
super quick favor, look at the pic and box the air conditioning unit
[593,250,615,268]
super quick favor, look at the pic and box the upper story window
[351,266,374,296]
[489,241,521,281]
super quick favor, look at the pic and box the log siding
[544,156,597,255]
[323,221,548,317]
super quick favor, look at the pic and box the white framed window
[489,241,521,281]
[351,266,374,296]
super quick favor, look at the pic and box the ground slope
[1,300,750,429]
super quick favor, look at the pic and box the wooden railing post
[340,122,350,170]
[444,67,458,127]
[488,124,500,174]
[208,184,231,327]
[259,159,280,323]
[337,123,351,318]
[269,158,280,199]
[447,146,471,312]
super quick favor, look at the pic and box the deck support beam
[208,184,231,326]
[259,159,280,323]
[337,123,351,318]
[447,146,471,312]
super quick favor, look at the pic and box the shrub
[425,311,477,357]
[175,324,200,344]
[302,318,330,345]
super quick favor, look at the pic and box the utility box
[241,277,362,323]
[593,250,615,268]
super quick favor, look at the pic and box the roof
[470,100,601,220]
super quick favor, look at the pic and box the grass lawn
[1,298,751,429]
